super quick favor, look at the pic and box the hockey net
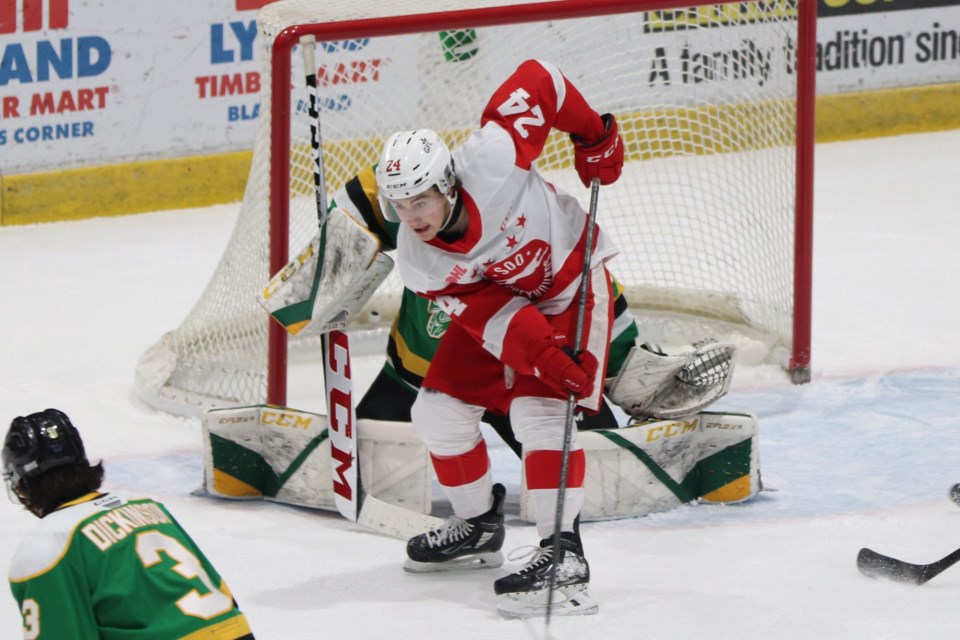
[135,0,815,416]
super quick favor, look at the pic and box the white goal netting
[135,0,810,416]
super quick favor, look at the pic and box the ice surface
[1,130,959,639]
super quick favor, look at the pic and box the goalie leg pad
[520,411,760,521]
[203,406,335,509]
[203,409,433,515]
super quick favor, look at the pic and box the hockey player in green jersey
[3,409,254,640]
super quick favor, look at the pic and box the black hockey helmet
[2,409,88,487]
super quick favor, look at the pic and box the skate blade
[403,550,504,573]
[497,583,598,619]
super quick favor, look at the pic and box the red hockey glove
[532,342,598,400]
[571,113,623,188]
[570,348,598,390]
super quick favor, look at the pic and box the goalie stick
[358,495,444,540]
[299,35,361,525]
[857,546,960,585]
[301,37,440,542]
[324,329,444,539]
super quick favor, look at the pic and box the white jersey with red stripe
[396,59,619,364]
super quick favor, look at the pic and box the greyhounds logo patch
[484,239,553,299]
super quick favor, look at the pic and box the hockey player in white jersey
[376,58,623,618]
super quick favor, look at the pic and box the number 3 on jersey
[21,599,40,640]
[497,88,544,139]
[136,531,234,619]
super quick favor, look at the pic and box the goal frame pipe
[791,0,816,383]
[267,0,817,403]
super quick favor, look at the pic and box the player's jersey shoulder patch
[8,497,121,581]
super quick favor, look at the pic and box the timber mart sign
[0,0,68,33]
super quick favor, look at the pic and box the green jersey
[8,492,251,640]
[329,166,639,392]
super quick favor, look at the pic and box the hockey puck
[950,483,960,506]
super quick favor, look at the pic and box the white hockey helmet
[376,130,457,222]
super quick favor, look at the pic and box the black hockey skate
[404,483,505,573]
[494,532,598,619]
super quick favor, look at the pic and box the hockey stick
[857,546,960,585]
[856,485,960,584]
[358,495,444,540]
[301,37,359,523]
[300,38,437,540]
[301,36,328,226]
[546,178,601,624]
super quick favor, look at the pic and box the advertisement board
[1,0,264,172]
[0,0,958,176]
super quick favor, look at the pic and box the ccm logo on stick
[326,330,354,500]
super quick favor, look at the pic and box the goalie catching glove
[607,340,736,419]
[531,335,598,400]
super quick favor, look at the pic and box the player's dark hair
[17,462,104,517]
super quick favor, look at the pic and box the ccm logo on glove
[532,344,598,400]
[571,113,624,188]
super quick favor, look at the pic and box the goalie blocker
[258,207,393,336]
[203,406,759,531]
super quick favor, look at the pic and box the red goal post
[266,0,816,404]
[134,0,815,416]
